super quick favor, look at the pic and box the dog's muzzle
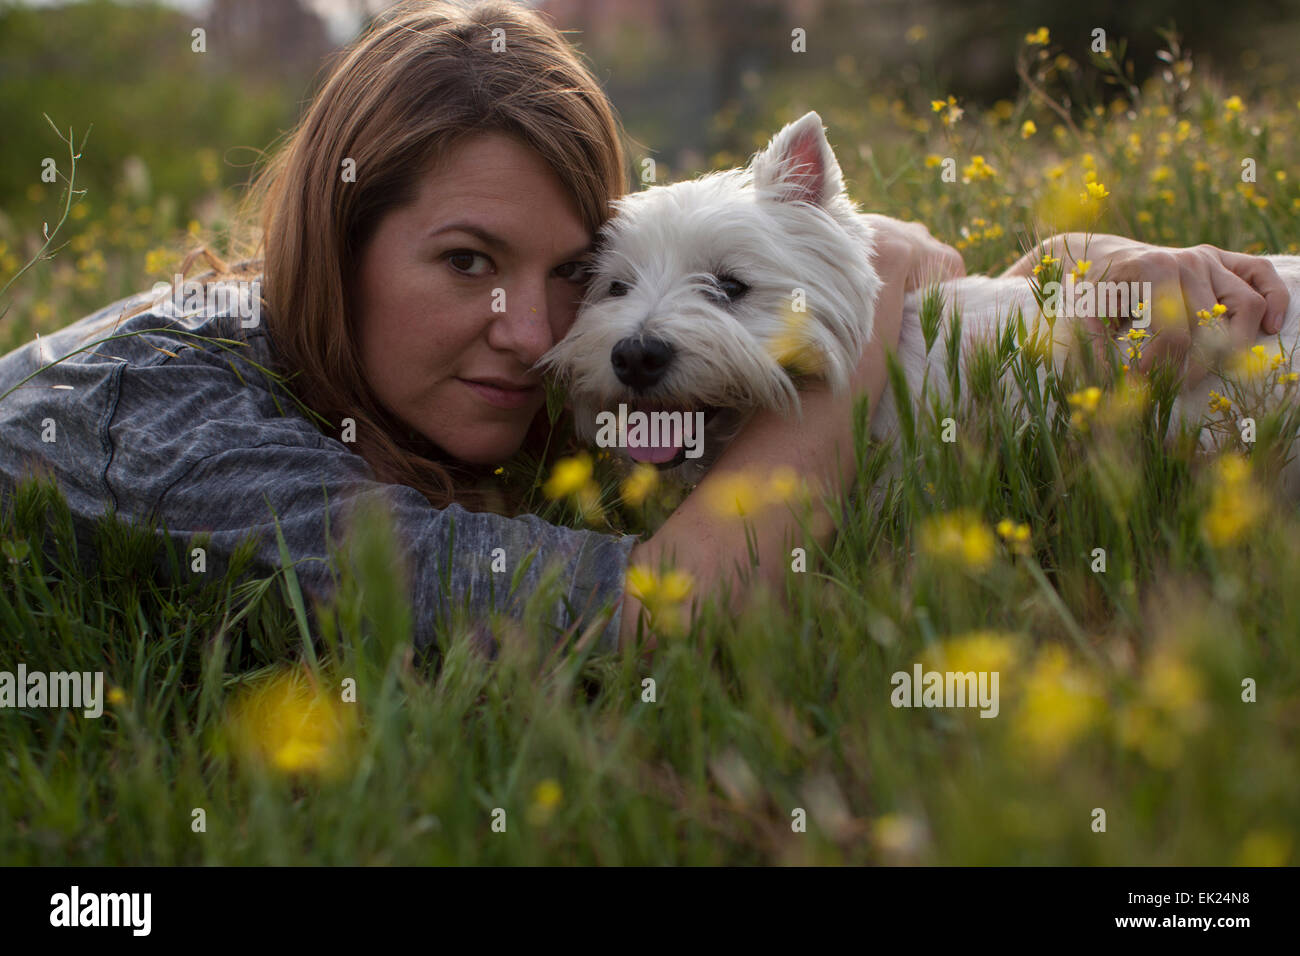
[610,335,675,390]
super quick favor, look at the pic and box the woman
[0,0,1287,658]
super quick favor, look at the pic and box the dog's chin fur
[538,111,880,482]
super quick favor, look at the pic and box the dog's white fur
[541,111,1300,493]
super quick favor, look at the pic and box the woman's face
[355,132,593,465]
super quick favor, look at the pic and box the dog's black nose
[610,336,674,390]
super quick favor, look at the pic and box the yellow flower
[627,565,693,606]
[905,24,927,43]
[1143,651,1207,729]
[1081,180,1109,202]
[527,779,564,826]
[924,630,1020,675]
[1096,376,1151,428]
[704,471,765,518]
[1224,94,1245,114]
[919,510,996,571]
[995,519,1032,554]
[1073,258,1091,279]
[626,565,694,634]
[225,668,356,777]
[962,155,996,181]
[1202,454,1265,546]
[1025,26,1049,45]
[1226,344,1283,381]
[1014,646,1102,765]
[924,153,942,168]
[1068,386,1103,430]
[107,687,126,706]
[1020,120,1037,138]
[542,452,593,500]
[1207,390,1233,414]
[764,466,805,505]
[620,463,659,507]
[1069,385,1102,413]
[769,303,824,374]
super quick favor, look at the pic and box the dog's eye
[709,275,749,303]
[608,280,631,298]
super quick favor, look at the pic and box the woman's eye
[554,261,591,284]
[447,251,492,276]
[608,279,630,298]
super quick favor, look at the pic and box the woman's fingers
[1132,251,1192,377]
[1209,260,1270,355]
[1213,249,1289,333]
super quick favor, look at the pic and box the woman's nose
[487,278,553,363]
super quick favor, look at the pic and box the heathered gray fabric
[0,286,637,653]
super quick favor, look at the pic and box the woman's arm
[1002,232,1291,380]
[616,230,935,651]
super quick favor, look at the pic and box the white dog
[540,112,1300,491]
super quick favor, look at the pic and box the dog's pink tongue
[626,426,682,464]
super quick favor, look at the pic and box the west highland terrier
[540,112,1300,493]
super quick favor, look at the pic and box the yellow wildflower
[1014,646,1102,766]
[704,471,765,518]
[995,518,1032,554]
[225,668,356,777]
[527,779,564,826]
[919,510,996,571]
[1202,454,1265,547]
[620,463,659,507]
[542,452,593,500]
[923,630,1020,675]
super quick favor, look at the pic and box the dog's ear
[751,111,845,206]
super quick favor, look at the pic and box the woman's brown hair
[141,0,628,513]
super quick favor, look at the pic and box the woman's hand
[1006,233,1291,387]
[862,213,966,292]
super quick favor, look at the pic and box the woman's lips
[458,377,542,409]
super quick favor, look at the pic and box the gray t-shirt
[0,285,637,653]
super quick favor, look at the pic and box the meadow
[1,26,1297,864]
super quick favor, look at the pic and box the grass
[2,27,1299,865]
